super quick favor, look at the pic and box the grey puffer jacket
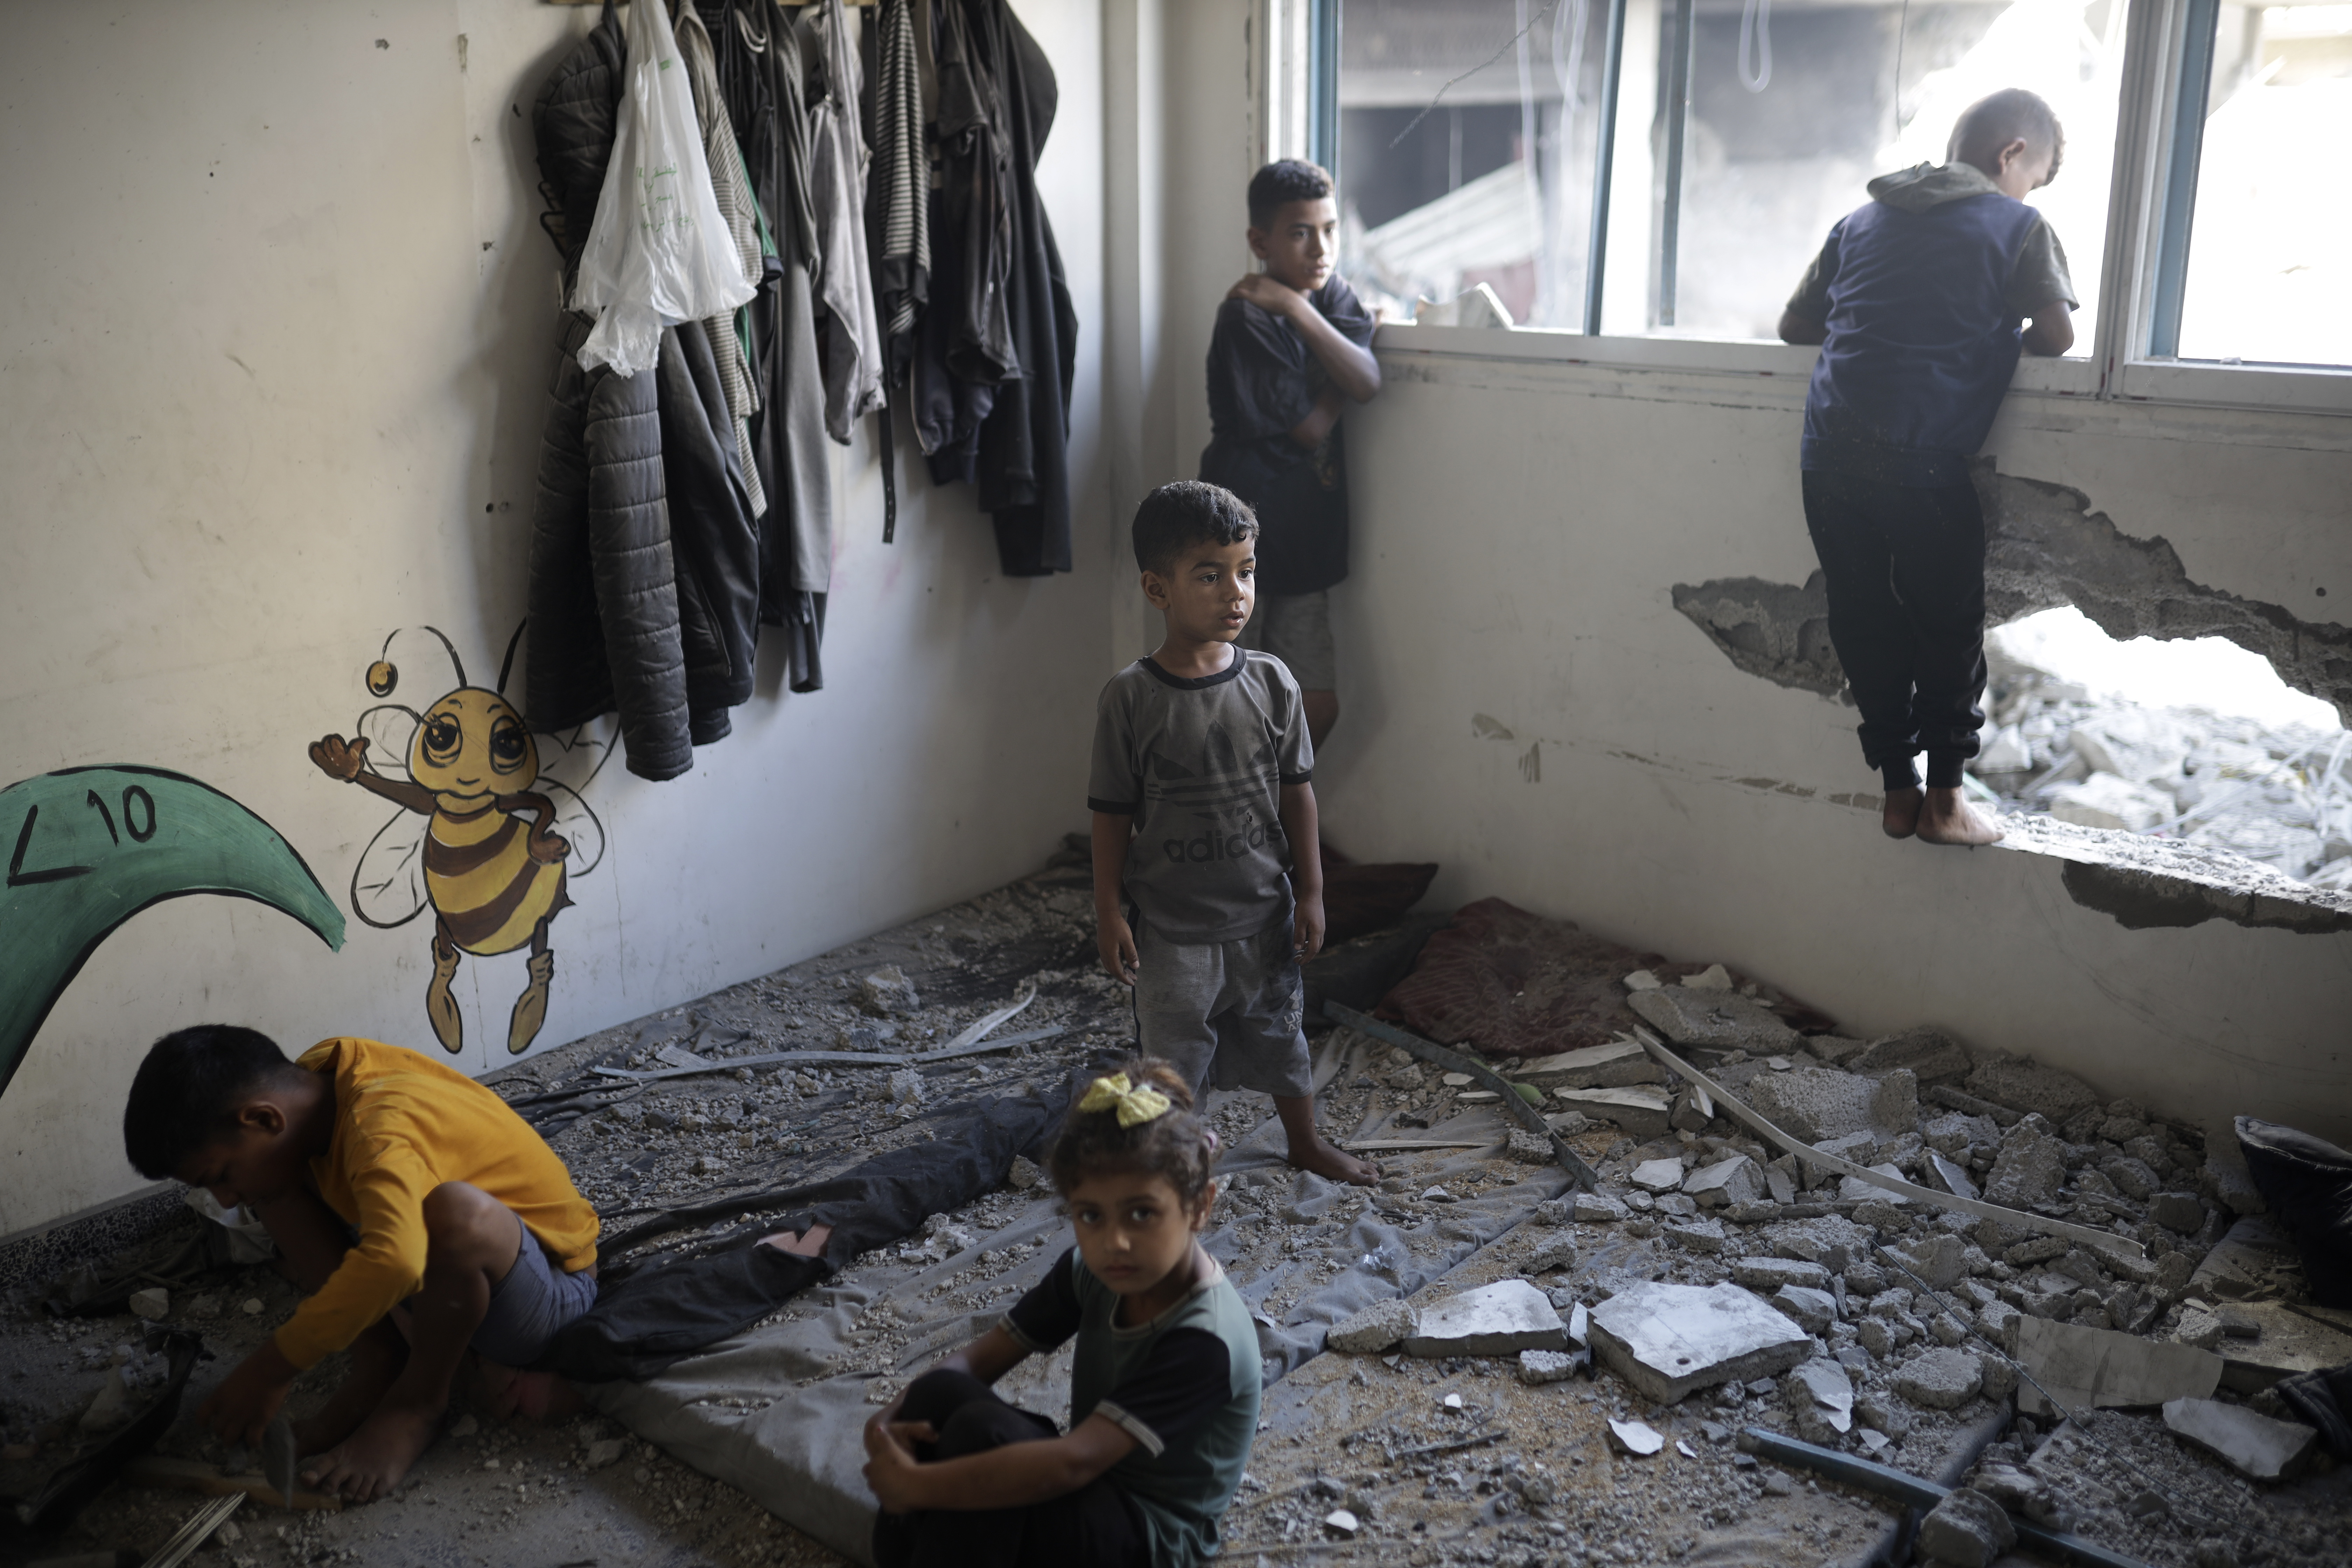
[525,2,760,780]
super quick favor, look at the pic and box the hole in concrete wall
[1983,608,2350,888]
[1671,468,2352,926]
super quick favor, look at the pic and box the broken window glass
[2170,2,2352,366]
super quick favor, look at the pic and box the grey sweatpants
[1134,918,1315,1104]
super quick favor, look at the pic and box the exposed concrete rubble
[1673,468,2352,924]
[6,871,2347,1567]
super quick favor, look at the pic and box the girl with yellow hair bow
[862,1057,1258,1568]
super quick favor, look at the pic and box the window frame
[1295,0,2352,417]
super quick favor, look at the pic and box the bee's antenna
[497,620,527,696]
[418,626,467,688]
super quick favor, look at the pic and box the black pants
[871,1370,1149,1568]
[1801,470,1989,792]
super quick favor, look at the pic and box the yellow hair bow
[1079,1072,1172,1128]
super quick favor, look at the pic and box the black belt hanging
[878,407,897,544]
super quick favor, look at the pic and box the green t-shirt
[1005,1247,1263,1567]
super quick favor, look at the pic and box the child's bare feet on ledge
[1916,788,2003,846]
[1882,787,1923,839]
[1287,1133,1380,1186]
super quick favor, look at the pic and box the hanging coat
[912,0,1076,578]
[867,0,931,379]
[963,0,1078,578]
[799,0,889,444]
[697,0,835,690]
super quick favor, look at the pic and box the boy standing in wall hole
[1089,482,1378,1187]
[1779,89,2078,846]
[1199,159,1382,752]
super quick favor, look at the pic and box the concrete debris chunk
[1892,1348,1984,1409]
[1788,1357,1856,1433]
[1624,969,1662,990]
[1327,1298,1418,1354]
[1898,1233,1969,1290]
[1973,1462,2067,1526]
[2014,1315,2223,1416]
[1528,1237,1578,1275]
[1631,1157,1687,1193]
[2052,772,2176,833]
[1733,1256,1833,1292]
[1927,1151,1981,1201]
[1849,1028,1973,1085]
[1838,1165,1913,1205]
[855,965,921,1016]
[127,1287,169,1321]
[2162,1396,2319,1481]
[1505,1129,1554,1164]
[2149,1191,2206,1233]
[887,1068,926,1106]
[2174,1304,2225,1351]
[1564,1300,1591,1348]
[1982,1119,2068,1208]
[1916,1487,2017,1568]
[1742,1065,1881,1145]
[1662,1217,1728,1255]
[2215,1304,2260,1339]
[1588,1281,1812,1403]
[1323,1508,1359,1536]
[1770,1285,1839,1335]
[1008,1155,1042,1190]
[1402,1280,1566,1358]
[584,1437,626,1470]
[1805,1035,1870,1067]
[1626,986,1799,1053]
[1682,963,1734,990]
[1510,1039,1668,1090]
[1684,1154,1762,1208]
[1606,1418,1666,1456]
[1572,1191,1629,1224]
[1977,1300,2023,1354]
[1964,1059,2099,1123]
[1551,1086,1673,1139]
[1518,1348,1579,1385]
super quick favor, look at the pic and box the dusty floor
[2,848,2346,1567]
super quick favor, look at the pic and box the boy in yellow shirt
[122,1026,601,1502]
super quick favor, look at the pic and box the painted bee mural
[308,628,610,1056]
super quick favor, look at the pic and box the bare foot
[292,1329,406,1456]
[1916,788,2004,846]
[1287,1133,1380,1187]
[1881,787,1922,839]
[299,1400,440,1503]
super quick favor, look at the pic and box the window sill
[1372,324,2349,416]
[2113,358,2352,416]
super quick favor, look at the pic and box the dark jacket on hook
[525,5,765,779]
[915,0,1078,578]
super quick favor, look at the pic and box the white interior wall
[1314,345,2352,1143]
[0,0,1110,1234]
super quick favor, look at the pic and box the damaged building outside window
[1323,0,2352,378]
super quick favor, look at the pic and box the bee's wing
[350,813,432,929]
[533,719,617,798]
[357,705,420,781]
[540,782,606,878]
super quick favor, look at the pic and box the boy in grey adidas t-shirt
[1088,482,1378,1187]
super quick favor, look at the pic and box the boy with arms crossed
[1200,160,1382,751]
[1779,89,2077,846]
[1089,482,1376,1186]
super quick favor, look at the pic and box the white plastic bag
[571,0,756,377]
